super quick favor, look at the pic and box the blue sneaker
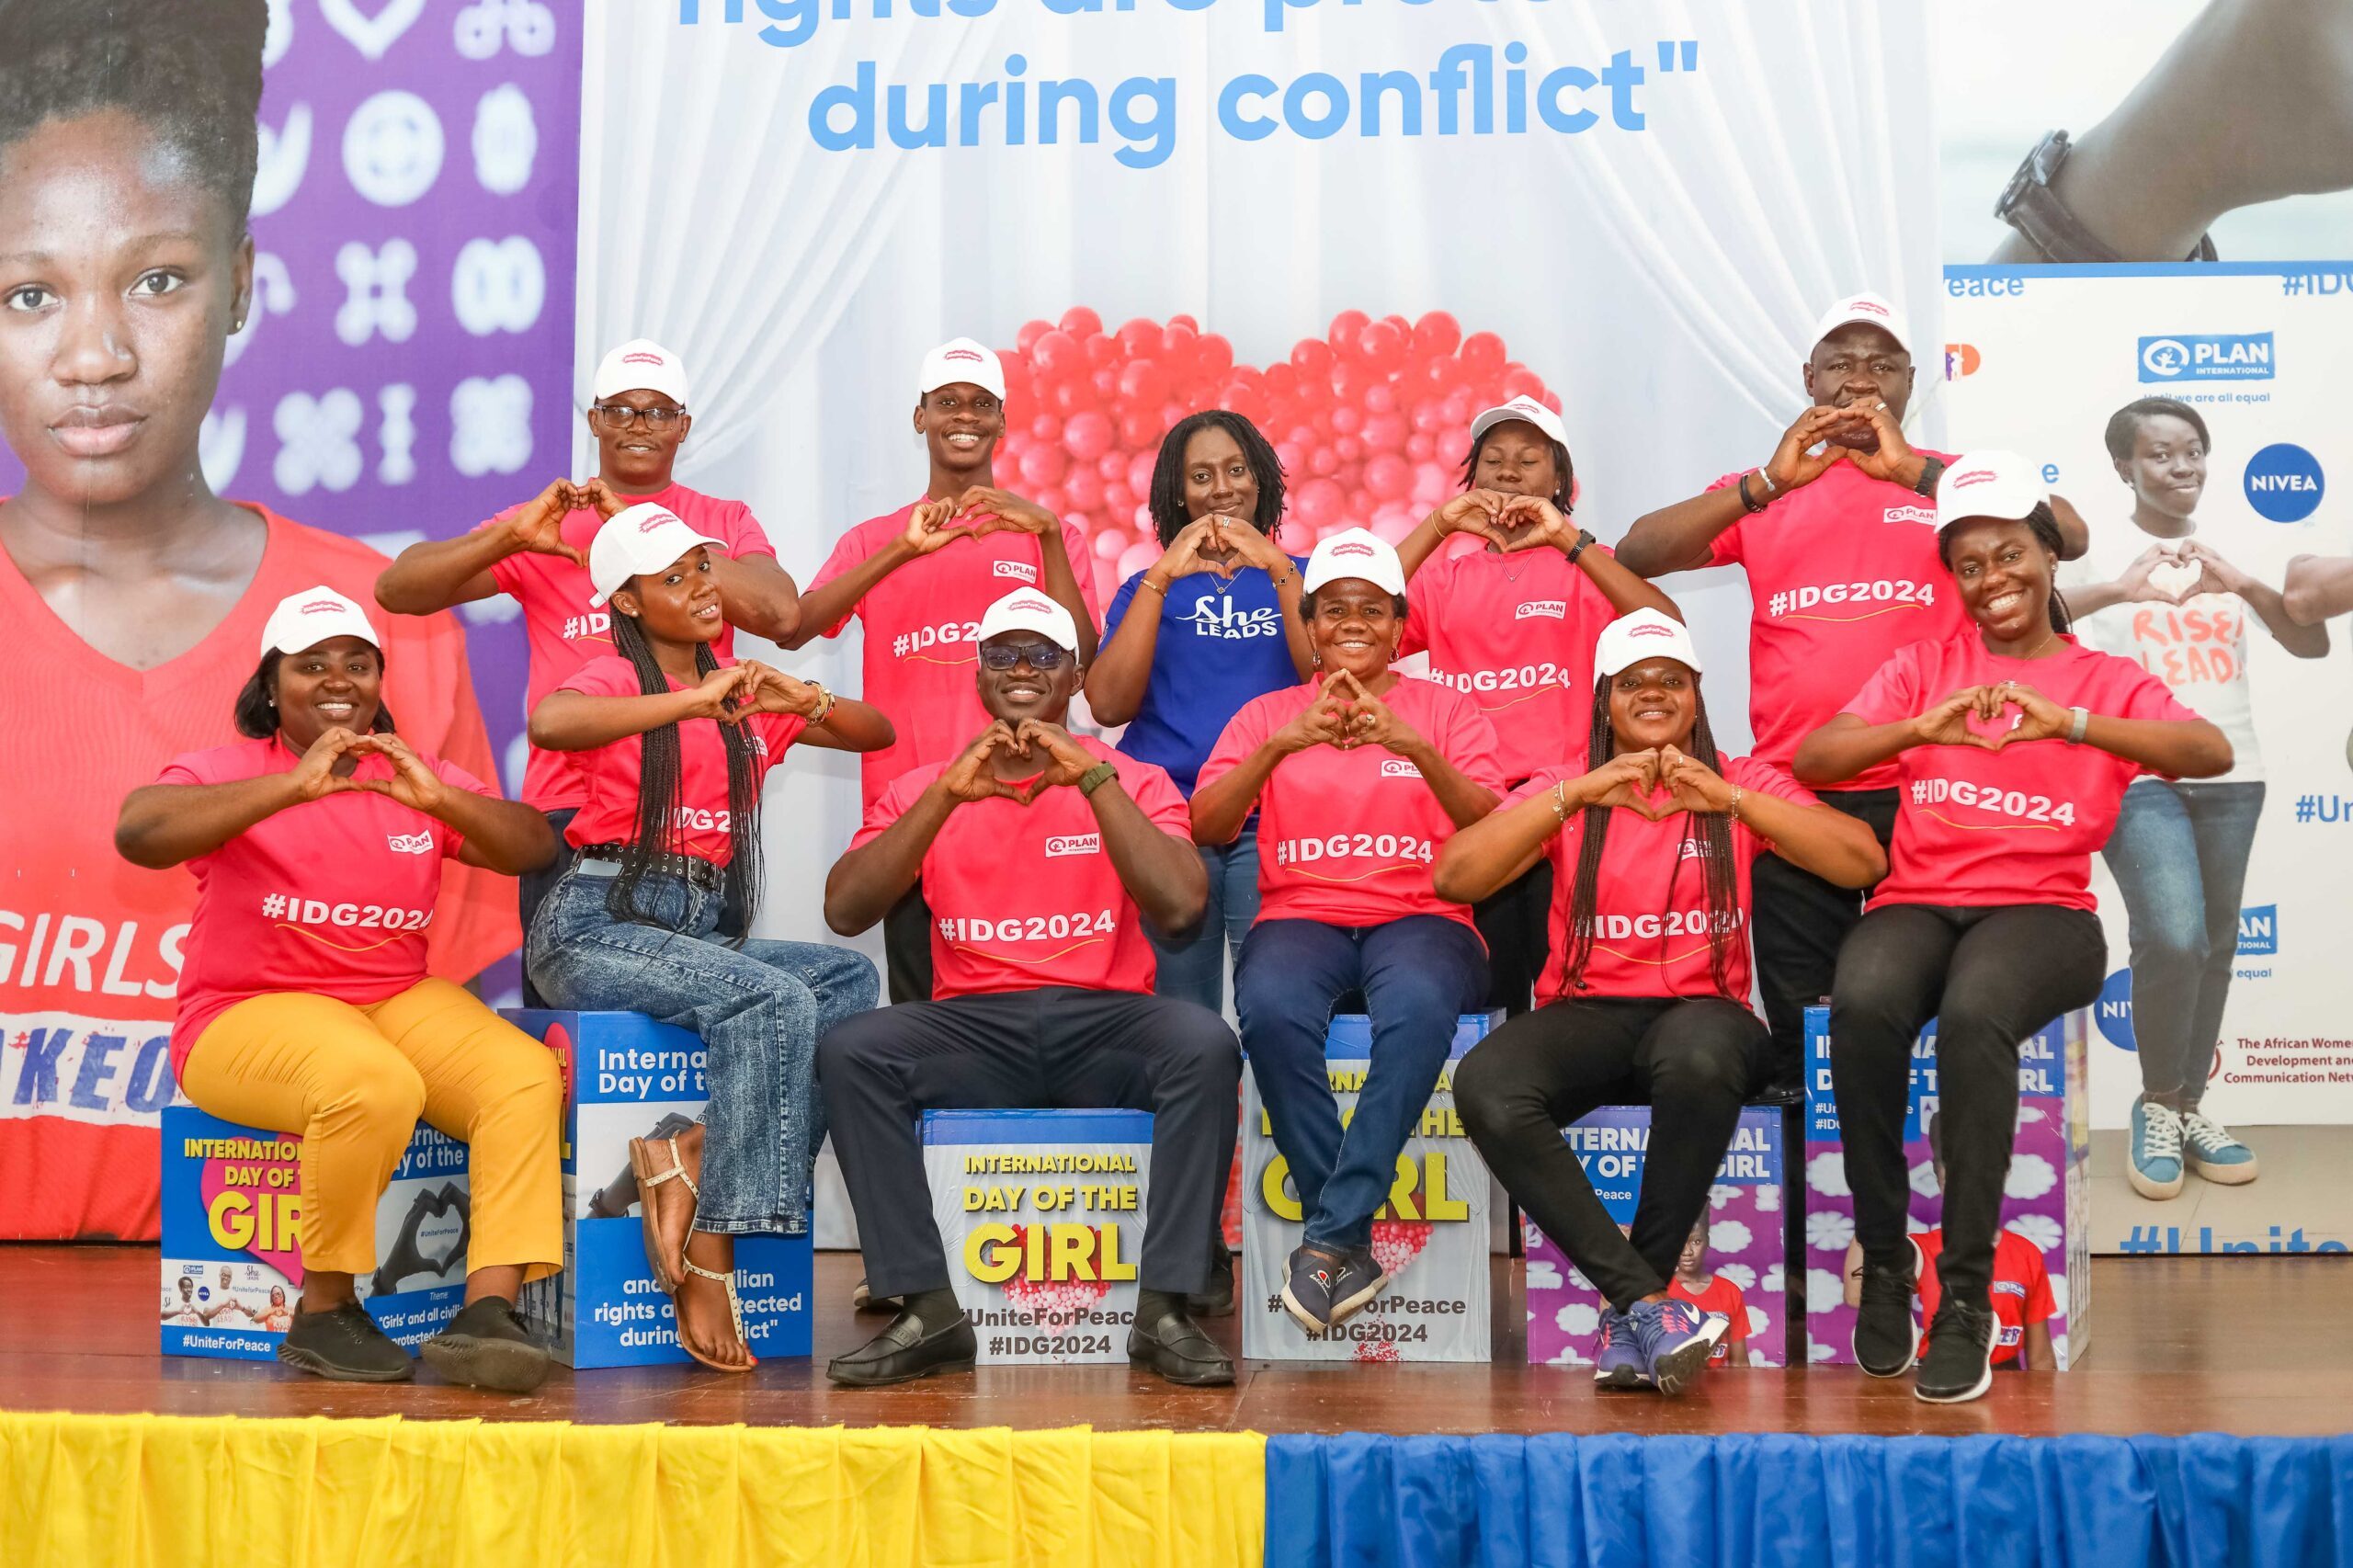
[1629,1297,1723,1396]
[2181,1112,2259,1186]
[1281,1245,1387,1334]
[1592,1308,1644,1389]
[2128,1099,2185,1200]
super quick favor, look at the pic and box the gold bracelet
[1726,784,1744,822]
[1551,779,1571,823]
[807,683,835,723]
[1137,576,1168,597]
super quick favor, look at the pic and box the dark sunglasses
[979,641,1069,671]
[591,403,684,430]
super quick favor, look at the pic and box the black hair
[1458,421,1574,517]
[1147,410,1288,548]
[0,0,268,228]
[233,649,396,739]
[2103,397,2211,463]
[605,605,763,939]
[1559,673,1741,1001]
[1936,501,2075,634]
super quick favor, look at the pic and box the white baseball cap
[1468,394,1568,449]
[1808,291,1913,358]
[592,338,690,406]
[1594,608,1702,679]
[1303,528,1407,598]
[587,503,723,608]
[974,588,1080,654]
[261,585,380,659]
[919,337,1006,400]
[1937,449,2049,528]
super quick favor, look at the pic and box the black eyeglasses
[591,403,684,430]
[979,641,1069,671]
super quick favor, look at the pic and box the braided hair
[1458,423,1574,517]
[1558,675,1743,1001]
[1147,410,1288,548]
[606,607,764,937]
[0,0,268,227]
[1937,501,2075,634]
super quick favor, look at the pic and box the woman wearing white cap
[1795,451,2230,1403]
[1437,608,1882,1395]
[1193,528,1504,1333]
[785,337,1102,1006]
[114,588,565,1391]
[527,506,892,1373]
[376,339,802,996]
[1392,394,1682,1018]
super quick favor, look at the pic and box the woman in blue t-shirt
[1086,411,1313,1015]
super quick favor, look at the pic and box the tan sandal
[627,1135,699,1294]
[676,1255,756,1374]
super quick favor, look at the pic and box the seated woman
[1193,528,1504,1334]
[1437,609,1882,1395]
[1795,451,2230,1404]
[526,505,892,1374]
[116,588,564,1390]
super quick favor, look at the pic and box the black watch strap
[1995,130,2217,265]
[1565,528,1597,563]
[1911,455,1946,500]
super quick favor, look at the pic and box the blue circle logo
[2095,967,2136,1051]
[2245,443,2325,522]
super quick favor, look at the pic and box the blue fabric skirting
[1264,1433,2353,1568]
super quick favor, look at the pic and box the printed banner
[1946,264,2353,1254]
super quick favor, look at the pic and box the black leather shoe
[1129,1304,1234,1386]
[826,1308,977,1387]
[1186,1249,1236,1318]
[422,1295,552,1393]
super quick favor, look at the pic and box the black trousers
[1750,787,1898,1083]
[1472,858,1554,1020]
[882,885,936,1004]
[517,806,578,1008]
[816,987,1242,1298]
[1455,995,1768,1312]
[1830,903,2104,1308]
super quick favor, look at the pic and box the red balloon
[1102,483,1135,519]
[1290,338,1335,379]
[1365,452,1412,501]
[1019,445,1068,489]
[1029,329,1081,376]
[1098,451,1129,481]
[1169,312,1199,332]
[1086,333,1120,369]
[1031,483,1066,516]
[1296,477,1347,528]
[1405,432,1437,462]
[1412,311,1462,358]
[1442,391,1476,425]
[1120,410,1160,449]
[1029,414,1063,445]
[1332,360,1374,403]
[1364,382,1399,416]
[1412,403,1449,436]
[1540,390,1563,414]
[1223,386,1267,426]
[1117,317,1161,358]
[1361,413,1408,453]
[1195,333,1234,379]
[1501,363,1545,401]
[1160,320,1199,367]
[1332,406,1363,437]
[1327,309,1371,355]
[1126,450,1158,498]
[1336,434,1364,462]
[1460,331,1506,376]
[1358,320,1407,374]
[1060,306,1104,340]
[1335,462,1363,494]
[1120,358,1168,408]
[1308,447,1339,477]
[1275,439,1306,473]
[1263,362,1300,402]
[1062,410,1115,462]
[1054,381,1097,416]
[1017,318,1056,355]
[1064,468,1105,510]
[1159,400,1189,429]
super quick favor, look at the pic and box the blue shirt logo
[2244,444,2325,522]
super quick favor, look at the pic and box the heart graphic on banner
[1370,1217,1434,1278]
[198,1142,304,1286]
[1000,1223,1112,1335]
[992,310,1559,606]
[318,0,426,61]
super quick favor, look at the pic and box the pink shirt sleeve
[806,521,881,637]
[1121,757,1194,837]
[1398,551,1450,659]
[848,767,931,853]
[1437,689,1507,793]
[554,656,640,699]
[427,756,496,859]
[1700,472,1749,567]
[478,505,529,597]
[723,501,777,560]
[1841,646,1923,728]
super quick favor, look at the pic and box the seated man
[819,589,1243,1388]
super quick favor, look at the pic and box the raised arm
[736,662,894,753]
[353,733,557,875]
[951,485,1100,662]
[116,729,374,869]
[1617,407,1852,577]
[376,478,585,614]
[2285,553,2353,625]
[1018,721,1206,934]
[1493,494,1685,620]
[824,725,1011,935]
[528,665,756,752]
[781,500,961,652]
[1654,747,1884,888]
[1188,686,1347,846]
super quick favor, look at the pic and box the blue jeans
[527,865,880,1236]
[2101,778,2265,1111]
[1151,826,1261,1015]
[1233,915,1487,1251]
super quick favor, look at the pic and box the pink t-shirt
[159,734,492,1074]
[1842,633,2198,912]
[808,502,1103,806]
[1705,451,1962,790]
[556,655,806,865]
[480,482,775,812]
[1198,676,1505,932]
[1401,540,1620,784]
[1509,754,1815,1003]
[850,737,1188,998]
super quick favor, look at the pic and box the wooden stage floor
[8,1246,2343,1437]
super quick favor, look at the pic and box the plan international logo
[2138,333,2274,383]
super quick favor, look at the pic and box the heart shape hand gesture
[1912,682,2069,751]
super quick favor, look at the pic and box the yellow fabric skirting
[1,1413,1265,1568]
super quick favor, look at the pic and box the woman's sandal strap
[642,1136,700,1197]
[679,1257,747,1342]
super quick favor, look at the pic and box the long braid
[606,610,763,938]
[1559,681,1615,994]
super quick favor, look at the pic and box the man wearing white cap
[377,339,801,991]
[1617,294,2087,1086]
[786,337,1103,1004]
[818,588,1238,1388]
[1389,392,1683,1018]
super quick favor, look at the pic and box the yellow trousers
[180,979,563,1282]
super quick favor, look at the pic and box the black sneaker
[421,1296,553,1393]
[278,1301,415,1383]
[1915,1298,1998,1404]
[1852,1257,1920,1378]
[1187,1248,1236,1319]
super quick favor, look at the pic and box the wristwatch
[1995,130,2217,264]
[1911,456,1946,500]
[1565,528,1597,563]
[1078,760,1120,797]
